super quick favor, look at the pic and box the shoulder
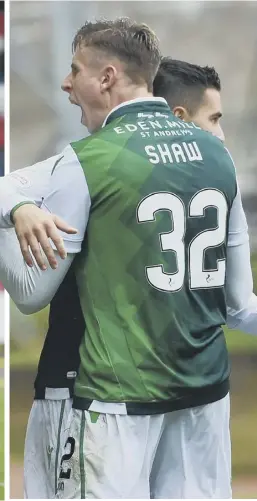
[198,130,236,172]
[70,125,124,172]
[9,152,63,186]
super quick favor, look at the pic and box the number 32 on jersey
[137,189,228,292]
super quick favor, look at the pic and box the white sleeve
[0,145,90,314]
[0,228,75,314]
[225,184,257,335]
[0,153,64,227]
[39,144,90,253]
[227,294,257,335]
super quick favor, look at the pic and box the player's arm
[0,153,64,227]
[0,147,81,265]
[1,145,90,314]
[225,183,257,335]
[0,229,75,314]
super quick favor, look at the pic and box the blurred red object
[0,12,3,36]
[0,282,4,291]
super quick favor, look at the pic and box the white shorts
[57,394,231,499]
[24,398,72,499]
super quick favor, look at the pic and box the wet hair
[73,18,161,91]
[153,57,221,113]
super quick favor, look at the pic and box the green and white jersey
[14,98,253,414]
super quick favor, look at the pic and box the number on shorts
[137,189,228,292]
[59,437,75,480]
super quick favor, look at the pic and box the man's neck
[110,86,153,110]
[102,95,166,128]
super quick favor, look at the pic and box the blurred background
[0,0,4,337]
[10,1,257,498]
[0,1,4,499]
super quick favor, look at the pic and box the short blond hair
[72,17,161,91]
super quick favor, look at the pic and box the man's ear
[100,65,117,92]
[173,106,190,121]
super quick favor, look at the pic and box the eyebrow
[210,112,222,119]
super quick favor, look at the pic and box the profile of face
[62,46,117,133]
[173,88,225,141]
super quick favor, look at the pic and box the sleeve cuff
[0,192,35,228]
[10,201,37,223]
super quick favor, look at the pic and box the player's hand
[12,204,78,270]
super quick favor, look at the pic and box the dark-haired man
[1,27,257,498]
[155,58,224,140]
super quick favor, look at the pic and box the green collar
[103,97,170,127]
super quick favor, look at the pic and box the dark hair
[73,18,161,91]
[153,57,221,113]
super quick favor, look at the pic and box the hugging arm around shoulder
[0,145,90,313]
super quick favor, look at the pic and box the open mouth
[69,97,79,106]
[81,109,86,125]
[68,97,86,125]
